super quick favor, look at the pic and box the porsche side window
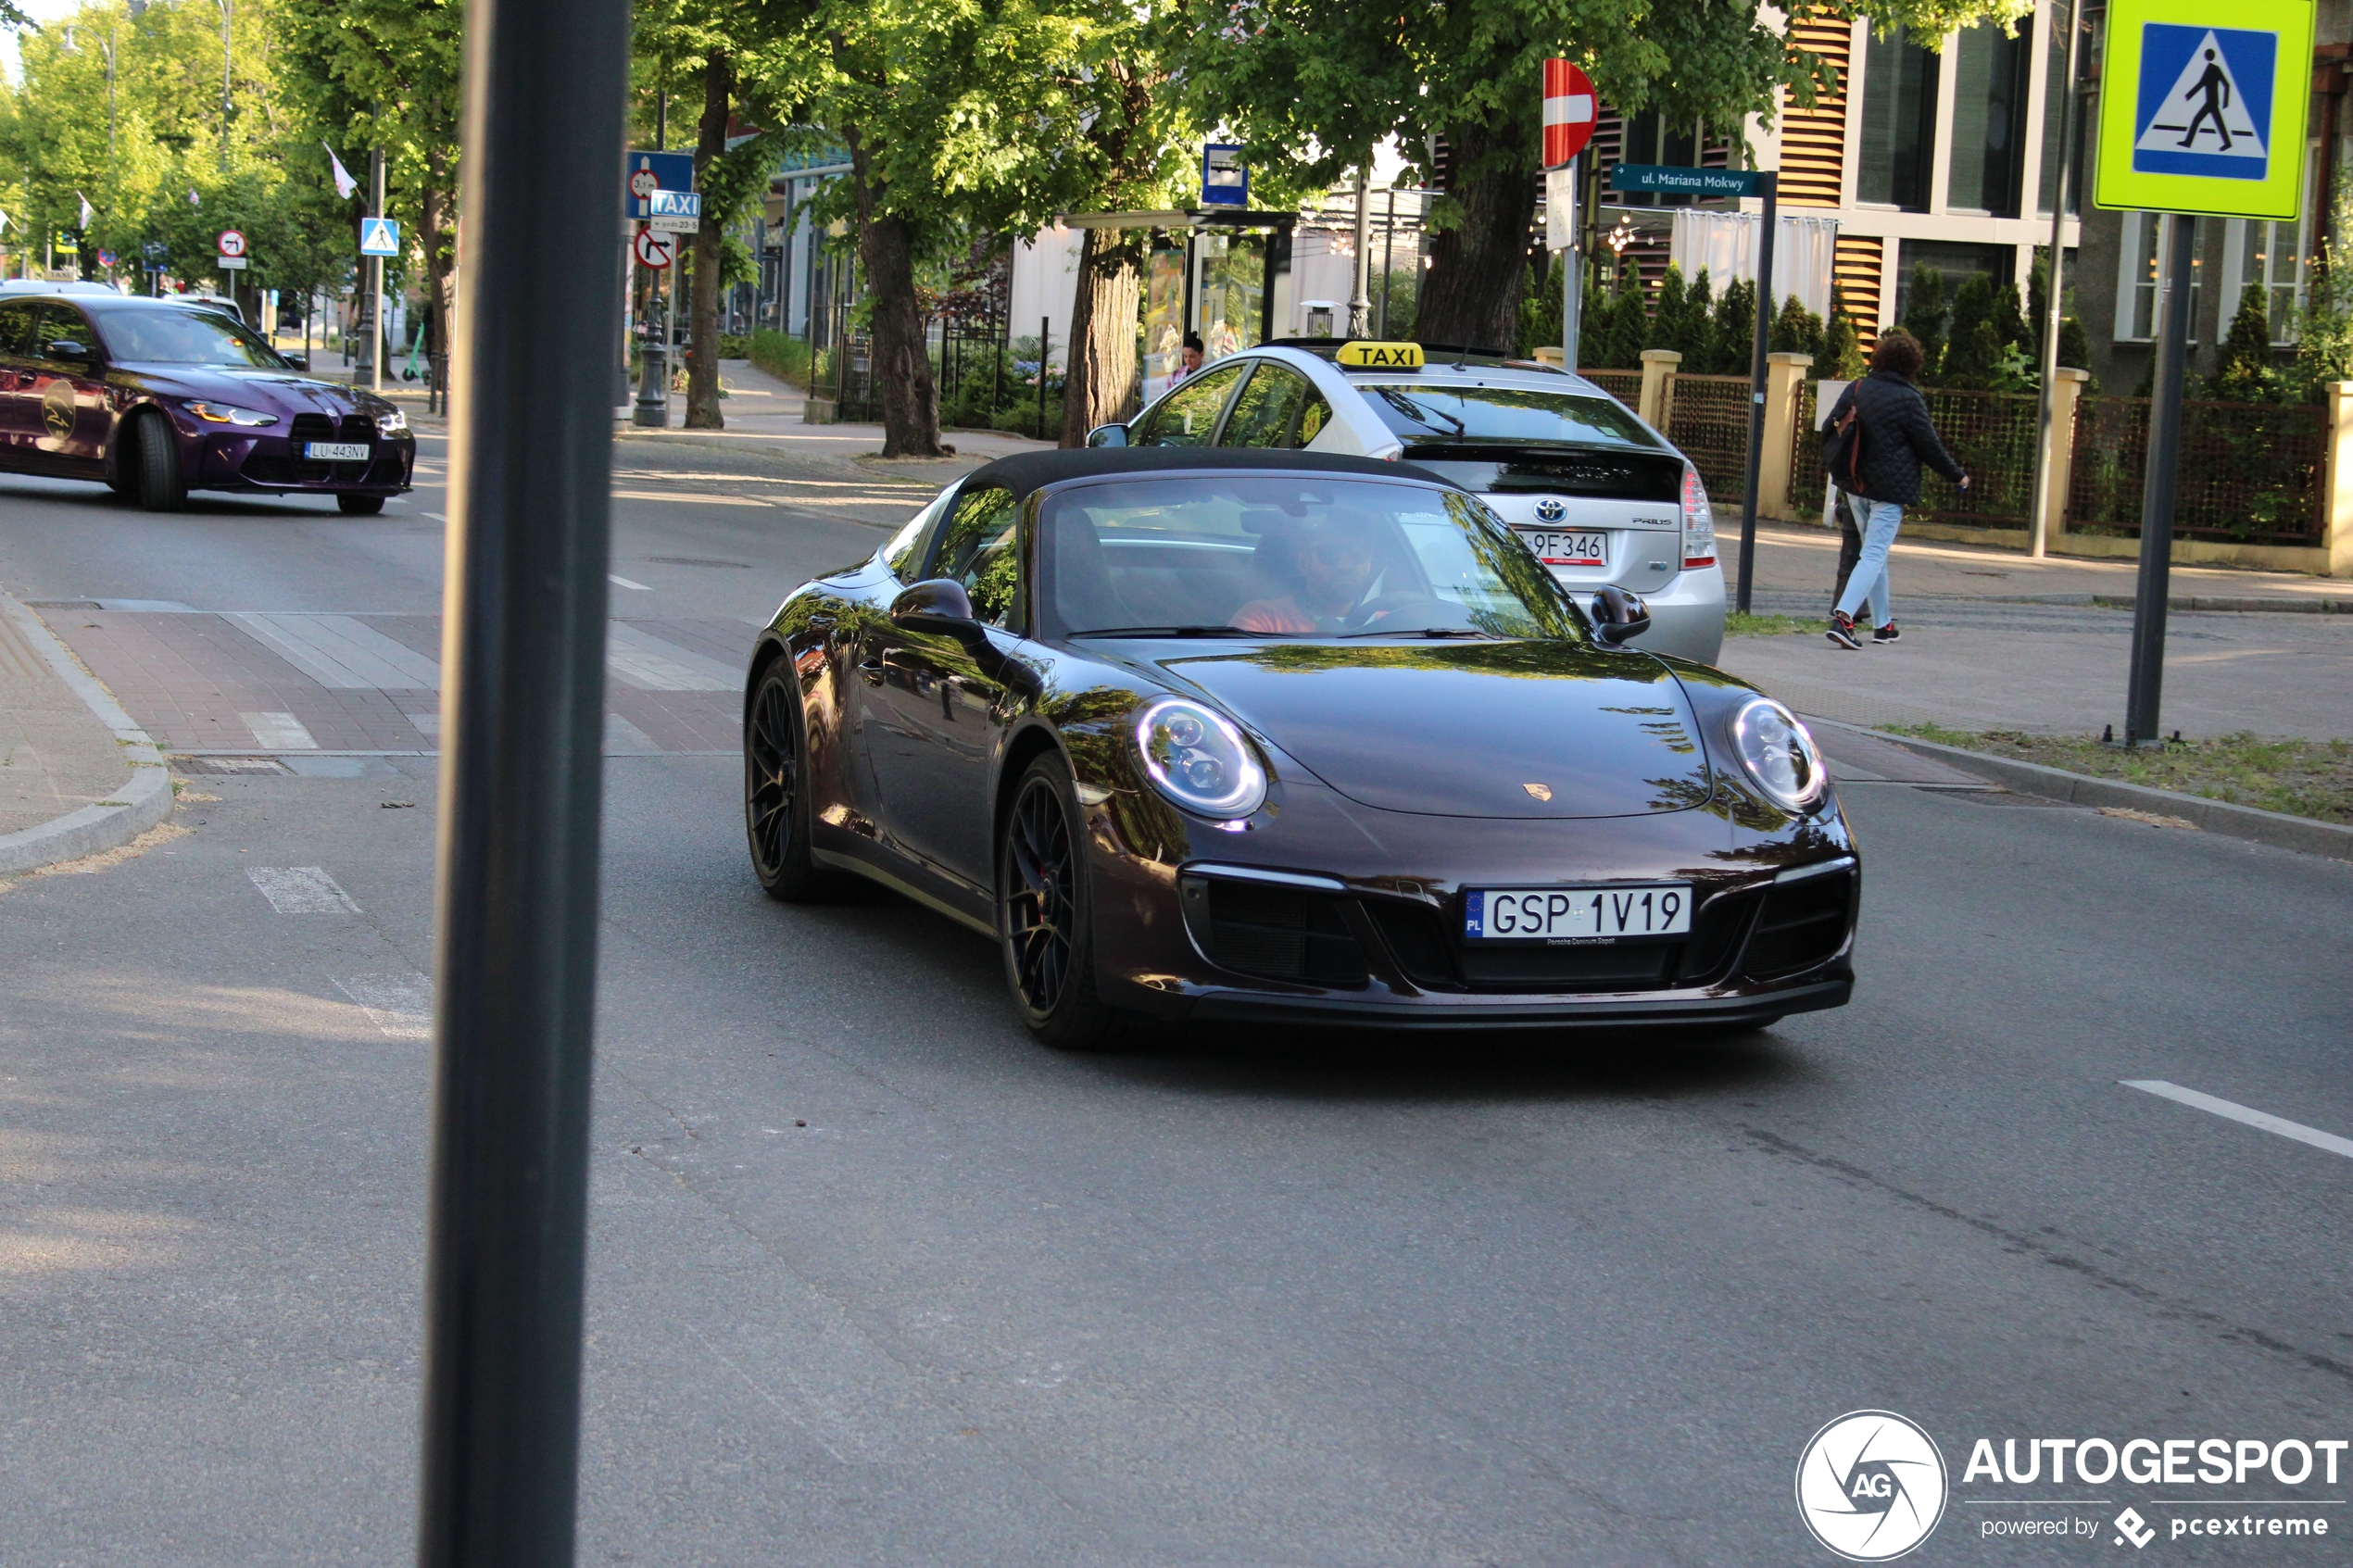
[884,488,955,583]
[1218,365,1315,449]
[1134,362,1243,446]
[932,486,1022,629]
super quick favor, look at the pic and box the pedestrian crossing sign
[359,217,401,257]
[2097,0,2313,219]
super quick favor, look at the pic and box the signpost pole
[2029,0,2085,559]
[1734,172,1778,617]
[415,0,630,1559]
[2125,213,2195,746]
[1561,155,1579,372]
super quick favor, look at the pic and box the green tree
[1707,275,1755,373]
[1940,274,1998,387]
[1680,268,1715,366]
[1768,293,1824,359]
[2210,285,2282,402]
[1821,292,1865,379]
[1899,263,1947,379]
[1644,264,1688,356]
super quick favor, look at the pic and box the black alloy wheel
[135,411,185,512]
[337,493,386,516]
[744,659,850,902]
[999,754,1118,1049]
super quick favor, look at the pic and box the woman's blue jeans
[1834,495,1902,627]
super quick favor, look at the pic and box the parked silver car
[1090,342,1725,663]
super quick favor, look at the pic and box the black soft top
[956,445,1452,499]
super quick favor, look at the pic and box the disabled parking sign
[2097,0,2313,219]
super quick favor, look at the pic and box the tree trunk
[686,49,732,431]
[421,137,456,403]
[1413,119,1537,354]
[843,125,945,458]
[1058,225,1143,447]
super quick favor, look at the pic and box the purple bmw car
[0,292,415,514]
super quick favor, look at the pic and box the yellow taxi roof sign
[1335,341,1424,370]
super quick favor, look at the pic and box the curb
[1819,720,2353,863]
[0,592,174,874]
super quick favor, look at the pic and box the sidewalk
[0,595,174,873]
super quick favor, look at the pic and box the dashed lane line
[248,866,360,914]
[2123,1080,2353,1161]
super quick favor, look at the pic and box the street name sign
[648,189,701,233]
[2095,0,2314,219]
[624,151,696,220]
[1610,164,1768,197]
[360,218,402,257]
[634,227,676,270]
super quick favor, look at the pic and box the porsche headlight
[1729,696,1827,811]
[375,407,409,436]
[1133,697,1266,819]
[186,402,278,427]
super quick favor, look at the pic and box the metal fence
[1906,388,2042,530]
[1792,380,1823,508]
[2068,396,2326,545]
[812,302,877,423]
[1665,374,1752,502]
[1584,368,1642,412]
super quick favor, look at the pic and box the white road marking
[610,574,651,591]
[240,710,320,749]
[248,866,360,914]
[2122,1080,2353,1160]
[610,489,774,508]
[605,622,737,691]
[335,973,431,1041]
[228,612,441,690]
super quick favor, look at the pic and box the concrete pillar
[2040,367,2091,550]
[2326,382,2353,578]
[1638,348,1680,429]
[1758,352,1814,521]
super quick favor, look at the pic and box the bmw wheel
[999,753,1119,1050]
[135,411,185,512]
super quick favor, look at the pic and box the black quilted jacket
[1827,370,1965,505]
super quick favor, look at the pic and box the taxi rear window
[1361,384,1660,448]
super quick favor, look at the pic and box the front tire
[135,412,185,512]
[337,493,386,516]
[744,658,855,902]
[999,754,1120,1050]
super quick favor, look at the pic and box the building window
[1616,111,1705,207]
[2114,212,2202,345]
[2038,6,2089,216]
[2221,157,2314,345]
[1948,19,2032,216]
[1857,25,1940,211]
[1895,240,2015,324]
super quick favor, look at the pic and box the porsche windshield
[1041,476,1582,641]
[92,306,289,368]
[1362,384,1661,448]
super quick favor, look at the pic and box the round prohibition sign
[217,229,247,259]
[634,227,676,270]
[629,167,661,200]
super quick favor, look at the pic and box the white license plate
[1465,884,1692,941]
[305,441,371,461]
[1516,529,1608,567]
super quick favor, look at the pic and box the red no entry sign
[1542,60,1596,169]
[634,227,675,270]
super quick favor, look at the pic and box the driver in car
[1230,515,1390,634]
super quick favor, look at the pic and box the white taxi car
[1088,340,1725,664]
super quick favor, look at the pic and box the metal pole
[1561,155,1580,371]
[1038,315,1050,440]
[2028,0,2085,559]
[1735,172,1778,616]
[368,144,386,395]
[2125,213,2194,747]
[1348,164,1372,337]
[1379,186,1396,337]
[415,0,628,1560]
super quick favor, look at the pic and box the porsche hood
[1154,641,1713,819]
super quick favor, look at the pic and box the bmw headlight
[375,407,409,436]
[185,402,278,427]
[1133,697,1266,819]
[1729,696,1828,811]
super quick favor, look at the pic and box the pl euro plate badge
[306,441,371,461]
[1465,884,1691,941]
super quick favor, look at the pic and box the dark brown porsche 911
[742,447,1856,1048]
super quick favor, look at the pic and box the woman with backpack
[1819,329,1969,649]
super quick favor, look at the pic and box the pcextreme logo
[1796,1411,1950,1562]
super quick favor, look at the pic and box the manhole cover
[173,756,292,775]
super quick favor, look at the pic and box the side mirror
[890,577,979,636]
[283,353,310,371]
[1589,585,1653,646]
[1086,422,1129,448]
[47,340,92,362]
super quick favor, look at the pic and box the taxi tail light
[1680,462,1717,569]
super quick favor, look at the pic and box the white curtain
[1668,210,1841,319]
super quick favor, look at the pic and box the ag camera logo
[1796,1411,1948,1561]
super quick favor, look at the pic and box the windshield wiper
[1069,625,1265,638]
[1340,626,1491,639]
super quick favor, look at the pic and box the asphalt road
[0,444,2348,1566]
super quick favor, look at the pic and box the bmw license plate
[1516,529,1608,567]
[1464,884,1692,941]
[305,441,371,461]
